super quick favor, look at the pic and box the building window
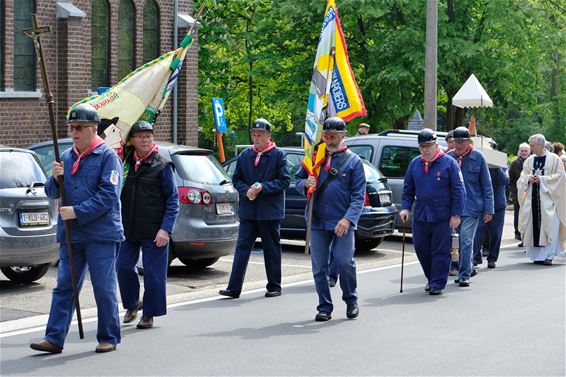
[143,0,160,63]
[91,0,110,91]
[0,0,5,90]
[118,0,136,80]
[13,0,36,91]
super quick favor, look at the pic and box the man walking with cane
[399,129,465,295]
[30,104,124,353]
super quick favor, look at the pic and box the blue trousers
[117,239,168,317]
[310,229,357,314]
[227,219,282,295]
[45,241,120,348]
[458,216,480,280]
[473,207,505,262]
[412,220,452,289]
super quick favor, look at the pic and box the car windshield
[0,152,46,189]
[362,160,383,184]
[172,154,230,185]
[30,142,73,174]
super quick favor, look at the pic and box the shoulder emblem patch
[110,170,119,186]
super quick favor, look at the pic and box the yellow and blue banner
[303,0,366,174]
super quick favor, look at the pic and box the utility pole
[424,0,438,130]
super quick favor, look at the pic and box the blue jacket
[447,149,494,217]
[402,153,466,222]
[233,146,290,221]
[489,167,509,210]
[45,143,125,243]
[296,150,365,231]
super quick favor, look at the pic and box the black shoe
[429,288,443,296]
[328,278,337,288]
[515,234,522,241]
[471,269,478,277]
[518,242,524,247]
[346,304,359,319]
[425,283,431,292]
[459,278,470,287]
[473,258,482,266]
[487,261,496,268]
[265,290,281,298]
[219,289,240,298]
[533,260,545,265]
[315,311,332,322]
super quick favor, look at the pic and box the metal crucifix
[23,14,85,339]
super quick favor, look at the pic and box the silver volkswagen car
[0,147,58,283]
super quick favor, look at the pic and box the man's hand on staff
[334,218,350,237]
[52,161,64,178]
[399,209,410,224]
[60,206,77,220]
[305,175,317,189]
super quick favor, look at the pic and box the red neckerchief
[421,146,445,174]
[455,144,473,167]
[324,145,349,172]
[134,144,159,172]
[71,136,105,175]
[252,141,276,167]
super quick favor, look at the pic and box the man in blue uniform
[219,118,290,298]
[30,103,124,354]
[400,129,466,295]
[296,117,365,321]
[473,167,509,268]
[116,121,179,329]
[447,127,494,287]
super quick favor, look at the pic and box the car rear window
[0,151,46,189]
[30,142,73,173]
[172,154,230,185]
[362,160,383,184]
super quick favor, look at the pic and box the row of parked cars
[1,129,434,283]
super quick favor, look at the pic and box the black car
[223,147,398,251]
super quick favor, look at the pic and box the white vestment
[517,152,566,260]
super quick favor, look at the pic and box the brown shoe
[95,342,117,353]
[30,340,62,354]
[137,316,154,329]
[123,301,142,324]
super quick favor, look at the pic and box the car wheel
[355,237,384,252]
[178,257,220,269]
[1,264,51,283]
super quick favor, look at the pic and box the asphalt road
[1,210,565,376]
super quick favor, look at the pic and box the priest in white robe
[517,134,566,265]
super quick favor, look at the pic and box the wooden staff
[23,14,84,339]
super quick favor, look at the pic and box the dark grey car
[0,147,59,283]
[27,139,239,268]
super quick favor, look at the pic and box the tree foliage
[196,0,565,156]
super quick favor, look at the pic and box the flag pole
[24,14,84,339]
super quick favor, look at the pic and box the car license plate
[216,203,233,215]
[19,211,50,226]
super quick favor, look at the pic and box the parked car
[222,147,397,251]
[0,147,59,283]
[345,129,448,231]
[28,139,239,268]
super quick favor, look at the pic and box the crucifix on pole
[23,14,85,339]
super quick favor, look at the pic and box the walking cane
[400,220,406,293]
[24,15,84,338]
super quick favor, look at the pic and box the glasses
[133,135,153,140]
[67,125,94,132]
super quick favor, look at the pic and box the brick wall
[0,0,198,148]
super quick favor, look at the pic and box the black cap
[131,121,154,134]
[67,103,99,123]
[445,130,454,141]
[323,117,346,132]
[251,118,272,132]
[417,128,437,145]
[453,126,471,140]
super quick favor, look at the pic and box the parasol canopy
[452,74,493,108]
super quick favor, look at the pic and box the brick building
[0,0,199,148]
